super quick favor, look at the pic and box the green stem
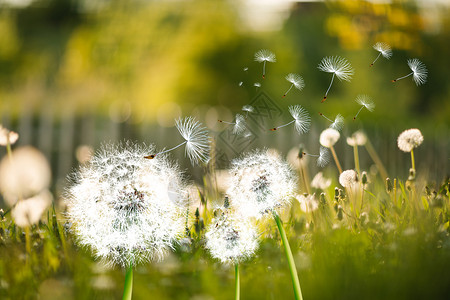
[273,211,303,300]
[122,265,133,300]
[353,145,360,176]
[364,139,388,181]
[235,263,240,300]
[410,149,415,171]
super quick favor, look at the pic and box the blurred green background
[0,0,450,299]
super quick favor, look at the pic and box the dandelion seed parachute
[65,142,188,268]
[254,49,276,79]
[319,112,344,131]
[353,95,375,120]
[318,56,354,102]
[270,105,311,135]
[283,73,305,98]
[392,58,428,86]
[370,42,392,67]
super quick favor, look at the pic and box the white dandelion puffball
[296,194,319,213]
[311,172,331,190]
[407,58,428,86]
[397,128,424,152]
[320,128,340,148]
[0,125,19,146]
[339,170,358,188]
[227,149,297,219]
[12,190,52,227]
[65,142,188,268]
[205,213,259,264]
[373,42,393,59]
[318,56,354,81]
[0,146,51,207]
[346,131,367,147]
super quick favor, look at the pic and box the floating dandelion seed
[205,213,259,264]
[283,73,305,98]
[242,105,254,118]
[145,117,210,165]
[254,49,276,79]
[227,149,296,219]
[353,95,375,120]
[218,114,246,135]
[243,67,249,72]
[238,81,244,87]
[318,112,344,131]
[66,142,188,268]
[253,82,261,91]
[370,42,392,67]
[303,146,330,168]
[392,58,428,86]
[270,105,311,135]
[318,56,354,102]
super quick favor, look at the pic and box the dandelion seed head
[311,172,332,190]
[242,105,254,113]
[397,128,424,152]
[176,117,210,165]
[346,131,367,146]
[227,149,296,219]
[232,114,246,135]
[285,73,305,91]
[0,125,19,146]
[0,146,51,207]
[316,146,331,168]
[407,58,428,86]
[205,214,259,264]
[11,189,52,227]
[339,169,358,188]
[373,42,393,59]
[318,56,354,81]
[65,142,188,268]
[296,194,319,213]
[330,114,344,131]
[356,95,375,112]
[289,105,311,134]
[319,128,340,148]
[254,49,276,63]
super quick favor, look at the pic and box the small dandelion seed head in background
[205,213,259,265]
[238,81,243,87]
[330,114,344,131]
[11,190,52,227]
[318,56,354,81]
[296,194,319,213]
[311,172,332,190]
[319,128,340,148]
[227,149,297,219]
[397,128,424,152]
[65,142,188,268]
[347,131,367,147]
[356,95,375,112]
[242,105,254,113]
[176,117,210,165]
[254,49,276,63]
[232,114,246,135]
[316,146,330,168]
[289,105,311,135]
[407,58,428,86]
[285,73,305,91]
[339,169,358,188]
[0,125,19,146]
[373,42,393,59]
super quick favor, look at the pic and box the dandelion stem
[273,211,303,300]
[330,146,343,174]
[322,73,335,102]
[300,164,311,194]
[25,225,31,257]
[262,61,266,79]
[283,84,294,97]
[122,264,133,300]
[392,72,413,82]
[410,148,416,171]
[353,145,360,175]
[370,52,381,67]
[235,263,240,300]
[364,139,388,181]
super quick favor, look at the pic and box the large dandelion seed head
[285,73,305,90]
[205,213,259,265]
[254,49,276,63]
[65,142,188,268]
[289,105,311,134]
[318,56,354,81]
[176,117,210,165]
[339,169,358,188]
[373,42,393,59]
[319,128,340,148]
[227,149,296,219]
[407,58,428,86]
[356,95,375,112]
[397,128,424,152]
